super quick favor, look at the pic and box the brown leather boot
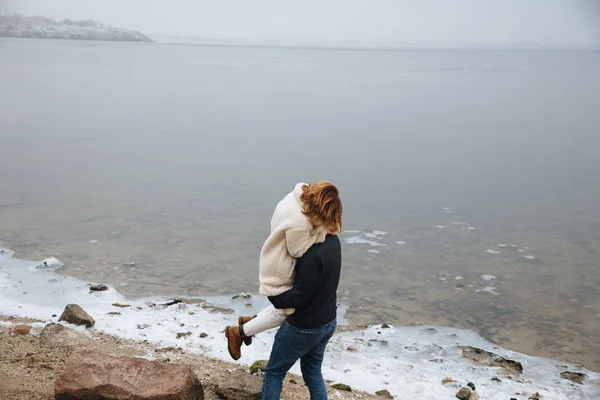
[224,326,244,360]
[238,316,255,346]
[238,316,255,325]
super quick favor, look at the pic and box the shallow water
[1,38,600,370]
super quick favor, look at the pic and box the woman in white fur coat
[224,181,343,360]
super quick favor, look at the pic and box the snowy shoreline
[1,247,598,399]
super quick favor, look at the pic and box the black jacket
[268,234,342,329]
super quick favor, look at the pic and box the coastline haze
[2,0,600,48]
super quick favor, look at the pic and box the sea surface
[1,38,600,373]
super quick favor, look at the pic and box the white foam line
[1,249,598,400]
[476,285,500,296]
[485,249,501,254]
[344,236,387,247]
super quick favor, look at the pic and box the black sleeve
[268,254,320,310]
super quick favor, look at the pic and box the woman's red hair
[300,182,343,233]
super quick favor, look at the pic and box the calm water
[1,38,600,369]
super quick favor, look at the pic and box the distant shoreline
[0,14,152,43]
[148,35,600,53]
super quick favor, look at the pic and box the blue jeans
[262,319,337,400]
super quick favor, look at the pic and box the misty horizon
[2,0,600,49]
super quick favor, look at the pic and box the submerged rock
[54,350,203,399]
[442,377,457,385]
[232,292,253,300]
[560,371,587,384]
[201,304,235,314]
[459,346,523,375]
[58,304,95,328]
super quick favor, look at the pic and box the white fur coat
[259,183,327,300]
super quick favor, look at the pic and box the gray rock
[58,304,95,328]
[89,284,108,292]
[214,370,261,399]
[376,389,394,398]
[455,387,479,400]
[41,323,66,337]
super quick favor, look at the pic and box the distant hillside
[0,14,152,42]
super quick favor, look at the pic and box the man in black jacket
[261,234,342,400]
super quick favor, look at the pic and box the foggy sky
[3,0,600,47]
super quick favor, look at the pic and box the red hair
[300,182,343,233]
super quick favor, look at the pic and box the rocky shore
[0,15,152,42]
[0,314,379,400]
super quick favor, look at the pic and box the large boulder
[54,350,204,400]
[58,304,95,328]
